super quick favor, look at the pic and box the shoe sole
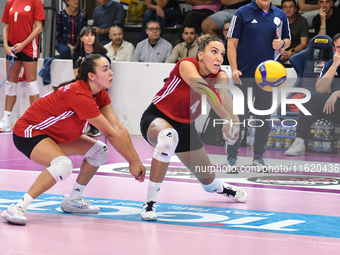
[285,152,305,156]
[86,133,100,137]
[60,205,100,214]
[1,211,27,225]
[141,215,157,221]
[0,127,11,132]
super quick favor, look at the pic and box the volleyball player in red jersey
[0,0,45,132]
[1,54,146,225]
[140,35,248,221]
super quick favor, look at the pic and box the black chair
[277,34,334,119]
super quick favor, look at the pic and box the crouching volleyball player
[139,34,247,221]
[1,54,146,225]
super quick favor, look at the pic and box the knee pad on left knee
[84,141,109,167]
[26,80,39,96]
[153,128,179,162]
[47,156,73,182]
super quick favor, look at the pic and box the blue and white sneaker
[223,157,238,174]
[1,204,27,225]
[252,156,268,173]
[61,194,100,214]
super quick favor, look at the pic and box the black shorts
[13,133,49,159]
[7,42,38,62]
[140,103,203,153]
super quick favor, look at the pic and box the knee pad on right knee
[5,81,18,96]
[47,156,73,182]
[153,128,179,163]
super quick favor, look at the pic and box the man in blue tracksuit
[227,0,291,171]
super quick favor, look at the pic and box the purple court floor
[0,131,340,255]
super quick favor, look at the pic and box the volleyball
[255,60,287,92]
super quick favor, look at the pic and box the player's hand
[129,162,146,182]
[222,122,240,145]
[333,52,340,67]
[232,69,242,85]
[323,93,338,114]
[272,32,283,50]
[12,43,24,54]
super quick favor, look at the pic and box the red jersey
[2,0,45,58]
[152,57,224,124]
[13,80,111,144]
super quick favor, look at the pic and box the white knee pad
[5,81,18,96]
[26,80,39,96]
[47,156,73,182]
[153,128,179,162]
[84,140,109,167]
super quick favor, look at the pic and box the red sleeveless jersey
[152,57,223,124]
[13,80,111,144]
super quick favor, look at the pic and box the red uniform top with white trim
[1,0,45,58]
[13,80,111,144]
[152,57,224,124]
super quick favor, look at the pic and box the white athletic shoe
[0,118,11,132]
[1,204,27,225]
[60,195,100,214]
[141,200,157,221]
[285,138,305,156]
[218,184,248,203]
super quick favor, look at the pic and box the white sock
[295,137,304,143]
[146,180,162,202]
[17,193,34,209]
[69,182,86,199]
[3,111,11,123]
[201,178,223,193]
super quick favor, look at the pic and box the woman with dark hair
[56,0,88,59]
[1,54,146,226]
[73,26,111,136]
[139,34,247,221]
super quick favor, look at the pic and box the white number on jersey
[190,100,200,114]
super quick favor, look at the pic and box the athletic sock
[201,178,224,193]
[17,193,34,209]
[69,182,86,199]
[3,111,11,123]
[146,180,162,202]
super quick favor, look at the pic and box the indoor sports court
[1,131,339,254]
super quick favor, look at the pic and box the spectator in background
[178,0,222,40]
[313,0,340,39]
[93,0,125,45]
[297,0,319,28]
[104,25,134,62]
[139,0,182,41]
[166,23,199,63]
[280,0,308,66]
[72,26,111,137]
[222,20,230,65]
[56,0,88,59]
[285,33,340,156]
[0,0,45,132]
[133,21,172,62]
[201,0,251,37]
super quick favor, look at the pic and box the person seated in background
[139,0,182,41]
[285,33,340,156]
[222,20,230,65]
[201,0,251,37]
[166,23,198,63]
[176,0,222,42]
[93,0,125,45]
[56,0,87,59]
[297,0,319,28]
[104,25,134,62]
[72,26,111,137]
[312,0,340,39]
[132,21,172,63]
[279,0,308,66]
